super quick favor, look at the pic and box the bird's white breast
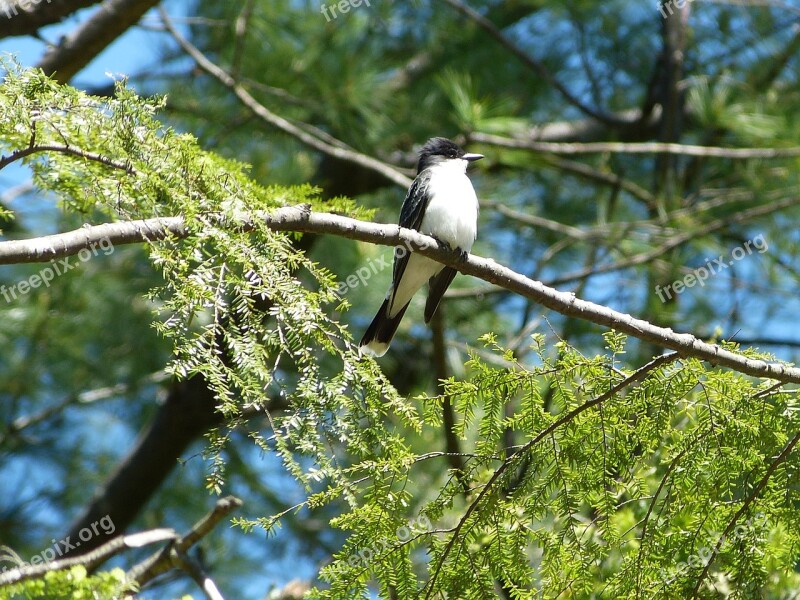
[418,159,478,252]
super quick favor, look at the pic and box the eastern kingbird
[359,137,483,357]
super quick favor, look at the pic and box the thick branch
[0,0,101,39]
[1,206,799,383]
[37,0,160,83]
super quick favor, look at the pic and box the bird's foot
[430,237,468,261]
[431,237,453,252]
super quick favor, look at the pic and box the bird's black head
[416,137,483,173]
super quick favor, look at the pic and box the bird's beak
[463,153,484,162]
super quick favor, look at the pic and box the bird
[359,137,483,357]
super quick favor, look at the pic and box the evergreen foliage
[3,62,800,598]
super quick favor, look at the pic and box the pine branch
[0,206,798,383]
[440,0,623,126]
[423,352,681,598]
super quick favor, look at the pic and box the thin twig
[230,0,256,80]
[692,429,800,593]
[548,195,797,286]
[440,0,623,125]
[159,7,413,189]
[474,132,800,159]
[127,496,243,587]
[0,143,136,174]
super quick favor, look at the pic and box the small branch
[127,496,243,588]
[230,0,256,80]
[0,0,102,39]
[0,371,168,445]
[506,106,661,144]
[172,549,227,600]
[431,309,467,488]
[484,200,586,239]
[548,195,798,287]
[705,0,800,15]
[2,206,800,383]
[725,337,800,349]
[0,144,136,174]
[0,529,177,586]
[540,154,657,207]
[440,0,622,126]
[473,132,800,159]
[159,8,413,189]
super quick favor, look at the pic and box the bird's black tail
[359,298,410,357]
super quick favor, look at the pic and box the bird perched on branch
[359,137,483,357]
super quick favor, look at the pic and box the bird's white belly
[419,167,478,252]
[388,161,479,317]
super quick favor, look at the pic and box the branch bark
[1,205,798,383]
[36,0,160,83]
[472,132,800,158]
[0,529,177,586]
[127,496,243,589]
[0,0,101,39]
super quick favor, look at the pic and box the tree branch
[127,496,243,589]
[0,0,101,39]
[440,0,624,126]
[1,206,799,383]
[692,428,800,594]
[159,7,413,189]
[0,143,136,174]
[36,0,160,83]
[473,132,800,159]
[539,154,656,207]
[423,352,681,598]
[548,194,797,287]
[0,529,177,586]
